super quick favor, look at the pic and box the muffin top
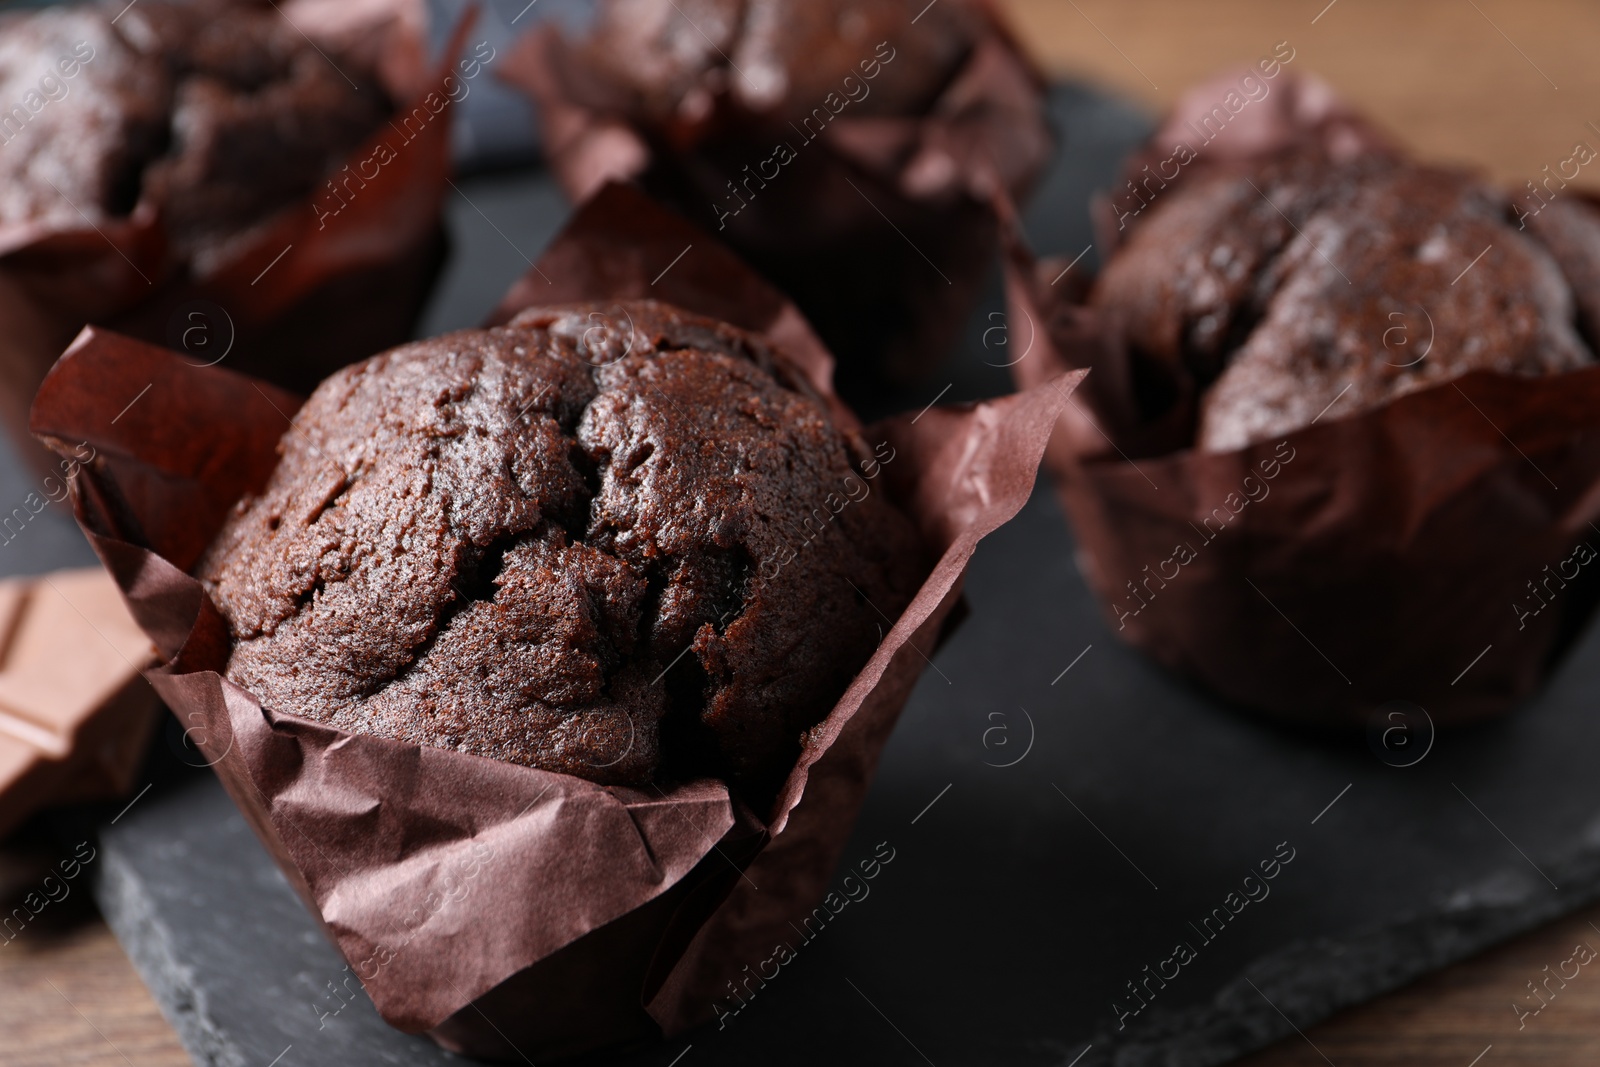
[575,0,982,128]
[198,301,925,802]
[0,0,385,266]
[1092,146,1600,452]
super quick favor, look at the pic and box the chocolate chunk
[0,568,161,840]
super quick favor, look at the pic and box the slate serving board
[13,82,1600,1067]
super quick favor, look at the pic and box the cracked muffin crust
[198,301,926,802]
[0,0,386,267]
[576,0,981,127]
[1092,147,1600,452]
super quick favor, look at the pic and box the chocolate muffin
[0,0,386,269]
[577,0,981,127]
[516,0,1051,396]
[197,301,926,801]
[0,10,162,234]
[1092,147,1599,452]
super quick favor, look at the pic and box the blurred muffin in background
[0,0,448,472]
[509,0,1053,399]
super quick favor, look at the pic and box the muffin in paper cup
[501,0,1052,395]
[0,0,466,472]
[1004,69,1600,728]
[31,181,1080,1059]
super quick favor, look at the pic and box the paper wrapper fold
[1004,72,1600,728]
[32,181,1078,1059]
[501,0,1053,390]
[0,0,453,473]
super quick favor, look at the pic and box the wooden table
[9,1,1600,1063]
[1006,0,1600,186]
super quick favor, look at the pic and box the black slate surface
[14,83,1600,1067]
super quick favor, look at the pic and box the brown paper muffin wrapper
[500,0,1052,390]
[31,180,1081,1060]
[0,0,457,474]
[1003,71,1600,728]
